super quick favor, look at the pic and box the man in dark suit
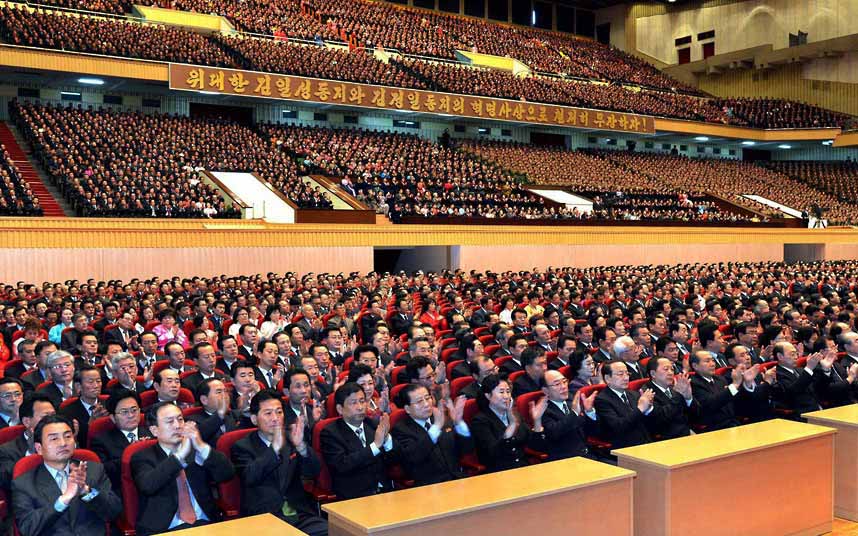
[103,311,138,351]
[540,370,596,461]
[724,343,776,423]
[92,302,120,337]
[319,383,397,500]
[130,401,235,536]
[12,414,122,536]
[391,384,473,486]
[60,314,88,353]
[107,352,153,396]
[181,342,228,394]
[5,339,38,379]
[2,306,27,349]
[499,335,528,377]
[0,393,55,492]
[772,343,824,416]
[254,340,283,390]
[614,336,644,381]
[21,341,55,392]
[594,361,652,449]
[512,349,546,399]
[643,358,698,440]
[282,369,323,441]
[689,350,744,430]
[388,298,413,338]
[38,350,76,408]
[187,378,239,447]
[469,297,492,328]
[460,356,498,400]
[237,324,259,362]
[135,332,165,372]
[60,365,109,447]
[216,336,244,378]
[0,377,24,429]
[89,389,152,496]
[815,340,858,407]
[231,390,327,536]
[359,302,383,343]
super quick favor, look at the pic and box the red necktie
[176,469,197,525]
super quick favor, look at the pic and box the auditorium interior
[2,0,858,534]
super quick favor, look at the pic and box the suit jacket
[107,380,150,397]
[359,314,382,342]
[594,387,651,448]
[284,404,318,444]
[3,361,36,379]
[689,374,740,430]
[470,409,545,473]
[36,382,68,409]
[319,418,398,500]
[181,371,228,395]
[11,459,122,536]
[135,353,165,372]
[623,362,644,381]
[104,327,135,350]
[187,410,240,447]
[215,357,244,378]
[498,358,522,378]
[774,365,823,415]
[511,373,541,399]
[60,329,84,353]
[469,308,490,328]
[0,434,30,490]
[231,431,320,517]
[390,416,473,486]
[815,361,856,408]
[389,314,412,338]
[21,369,49,392]
[88,426,152,495]
[540,400,591,461]
[450,361,471,380]
[644,382,698,440]
[592,348,612,364]
[733,380,774,423]
[253,367,278,390]
[237,346,254,362]
[59,398,96,448]
[130,442,235,536]
[460,380,481,400]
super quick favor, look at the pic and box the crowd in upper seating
[10,101,332,216]
[715,98,853,129]
[256,123,558,222]
[0,6,240,68]
[1,260,858,535]
[764,160,858,206]
[0,144,41,216]
[2,4,853,129]
[461,140,858,224]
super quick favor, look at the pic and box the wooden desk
[613,419,835,536]
[322,457,635,536]
[155,514,308,536]
[805,405,858,521]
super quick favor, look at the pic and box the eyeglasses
[51,362,73,370]
[116,407,140,417]
[0,391,23,400]
[548,379,568,388]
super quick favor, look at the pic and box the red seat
[494,355,512,368]
[477,334,496,346]
[0,425,25,445]
[182,406,204,419]
[139,388,195,410]
[120,439,158,536]
[544,351,558,363]
[385,409,414,489]
[628,378,649,392]
[473,327,490,337]
[342,356,353,371]
[1,359,22,377]
[446,359,463,379]
[459,399,485,475]
[440,348,458,363]
[325,392,337,418]
[484,344,500,357]
[558,365,572,380]
[508,370,525,384]
[576,384,613,451]
[450,376,474,399]
[215,427,257,518]
[391,365,407,386]
[310,418,340,503]
[390,383,408,404]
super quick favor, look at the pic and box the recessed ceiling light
[198,91,219,95]
[741,141,756,146]
[822,140,834,146]
[77,78,104,85]
[694,136,709,142]
[777,144,792,149]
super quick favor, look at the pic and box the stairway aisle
[0,122,68,217]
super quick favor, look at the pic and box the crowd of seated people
[715,98,853,129]
[1,261,858,535]
[764,160,858,206]
[3,4,853,128]
[0,5,240,68]
[586,191,749,222]
[256,123,552,222]
[216,35,426,89]
[10,101,332,216]
[462,139,856,224]
[0,144,41,216]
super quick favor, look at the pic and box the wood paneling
[0,45,168,81]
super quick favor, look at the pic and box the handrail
[200,170,248,210]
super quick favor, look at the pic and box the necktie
[267,371,274,387]
[666,389,673,399]
[55,470,68,493]
[127,432,136,443]
[355,426,366,447]
[424,420,431,431]
[176,469,197,525]
[562,402,570,415]
[620,392,632,408]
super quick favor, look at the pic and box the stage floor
[833,518,858,535]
